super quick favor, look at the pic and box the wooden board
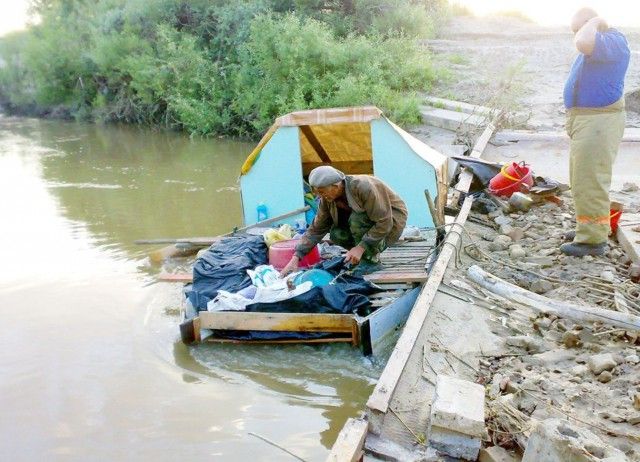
[326,417,368,462]
[158,270,429,284]
[364,272,428,284]
[157,272,193,283]
[198,311,356,333]
[451,122,495,205]
[205,337,353,345]
[366,196,474,417]
[494,127,640,143]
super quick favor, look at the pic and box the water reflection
[0,116,380,461]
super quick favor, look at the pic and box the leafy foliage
[1,0,444,137]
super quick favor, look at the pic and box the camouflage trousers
[567,102,625,244]
[329,212,386,262]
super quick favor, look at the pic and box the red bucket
[268,239,321,270]
[610,202,623,234]
[489,162,534,198]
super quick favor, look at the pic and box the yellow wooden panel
[199,311,356,333]
[300,123,372,164]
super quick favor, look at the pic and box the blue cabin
[239,106,447,229]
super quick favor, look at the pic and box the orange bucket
[489,162,534,198]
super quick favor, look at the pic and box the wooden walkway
[327,116,496,461]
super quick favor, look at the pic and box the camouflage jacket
[294,175,408,258]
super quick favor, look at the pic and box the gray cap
[308,166,345,188]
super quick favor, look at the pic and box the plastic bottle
[257,203,268,222]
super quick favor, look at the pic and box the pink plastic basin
[268,239,321,270]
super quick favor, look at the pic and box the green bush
[0,0,444,138]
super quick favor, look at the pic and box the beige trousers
[566,100,625,244]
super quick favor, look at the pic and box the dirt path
[429,16,640,130]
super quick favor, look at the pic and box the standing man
[280,166,408,276]
[560,8,630,257]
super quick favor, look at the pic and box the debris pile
[450,184,640,460]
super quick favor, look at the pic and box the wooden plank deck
[158,239,434,285]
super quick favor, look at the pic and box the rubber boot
[559,242,606,257]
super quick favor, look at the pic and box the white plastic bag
[247,264,281,288]
[207,291,252,312]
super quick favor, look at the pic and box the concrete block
[479,446,520,462]
[429,427,481,461]
[430,375,485,438]
[420,106,486,131]
[522,418,628,462]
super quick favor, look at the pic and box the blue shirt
[563,29,630,109]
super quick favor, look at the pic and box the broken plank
[617,212,640,264]
[158,272,192,283]
[450,122,496,206]
[326,417,368,462]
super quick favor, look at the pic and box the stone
[600,270,616,283]
[522,418,627,462]
[494,215,513,226]
[509,244,526,259]
[506,227,525,242]
[479,446,519,462]
[524,349,576,368]
[625,354,639,365]
[561,331,582,348]
[489,235,512,251]
[500,223,514,235]
[597,371,613,383]
[634,394,640,411]
[587,353,617,375]
[570,365,589,377]
[531,279,554,294]
[622,181,639,192]
[430,375,485,438]
[506,335,550,354]
[489,374,504,400]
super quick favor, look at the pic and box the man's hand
[575,16,608,55]
[280,255,300,277]
[343,245,365,265]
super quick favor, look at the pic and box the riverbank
[427,16,640,130]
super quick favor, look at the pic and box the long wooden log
[136,206,310,245]
[366,196,474,419]
[467,265,640,331]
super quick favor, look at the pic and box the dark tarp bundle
[186,234,268,310]
[246,257,381,317]
[186,243,383,342]
[450,156,502,187]
[209,257,383,342]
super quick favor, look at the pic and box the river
[0,116,384,461]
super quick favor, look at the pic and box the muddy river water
[0,116,384,461]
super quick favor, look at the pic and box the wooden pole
[135,206,310,246]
